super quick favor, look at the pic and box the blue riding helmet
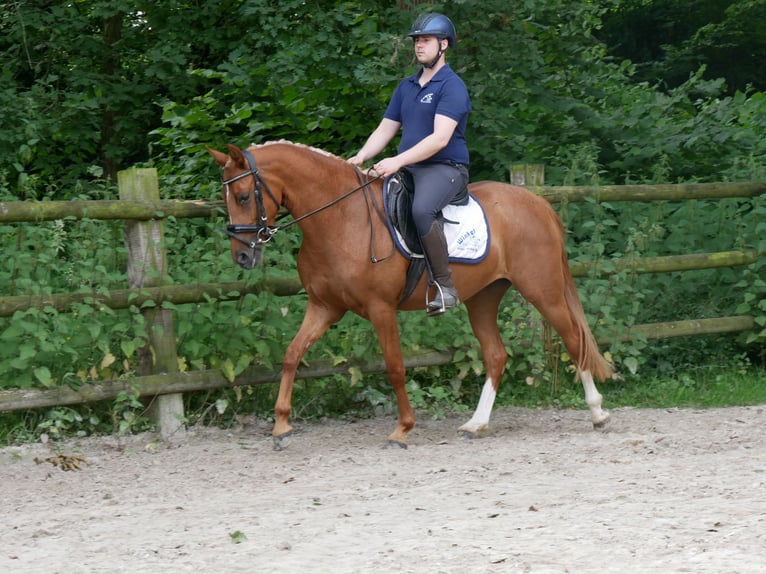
[408,13,457,47]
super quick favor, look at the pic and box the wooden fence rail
[0,199,217,222]
[1,249,762,318]
[0,316,757,414]
[1,181,764,223]
[534,181,766,203]
[0,171,763,428]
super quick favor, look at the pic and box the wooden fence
[1,169,763,437]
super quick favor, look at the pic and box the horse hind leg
[458,378,499,439]
[564,282,611,429]
[514,276,610,429]
[458,280,510,439]
[542,305,610,429]
[580,368,610,429]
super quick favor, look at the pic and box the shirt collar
[408,63,451,85]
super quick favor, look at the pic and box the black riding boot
[420,222,460,316]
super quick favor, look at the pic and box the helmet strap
[423,40,446,69]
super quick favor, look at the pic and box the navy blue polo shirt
[384,64,471,166]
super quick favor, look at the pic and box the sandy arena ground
[1,405,764,574]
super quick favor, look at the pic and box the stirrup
[426,283,460,316]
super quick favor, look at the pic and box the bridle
[221,148,383,251]
[221,149,281,249]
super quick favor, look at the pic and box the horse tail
[557,223,614,382]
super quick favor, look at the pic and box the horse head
[208,144,281,269]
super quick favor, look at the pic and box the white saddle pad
[389,193,490,263]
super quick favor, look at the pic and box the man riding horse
[349,13,470,316]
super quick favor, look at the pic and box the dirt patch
[2,406,764,573]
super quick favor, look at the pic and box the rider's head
[408,13,457,68]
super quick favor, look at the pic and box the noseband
[221,149,280,249]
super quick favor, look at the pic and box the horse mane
[252,140,345,162]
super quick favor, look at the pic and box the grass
[600,369,766,409]
[412,365,766,418]
[489,367,766,413]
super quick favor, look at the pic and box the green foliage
[601,0,766,94]
[0,1,764,443]
[1,389,153,444]
[600,363,766,408]
[149,2,403,198]
[735,251,766,351]
[4,0,764,191]
[0,210,150,390]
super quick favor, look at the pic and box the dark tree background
[1,0,764,192]
[600,0,766,94]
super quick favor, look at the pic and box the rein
[222,149,381,250]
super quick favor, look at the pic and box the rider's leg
[419,221,459,314]
[409,163,468,315]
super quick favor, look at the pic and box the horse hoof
[273,431,293,451]
[458,423,487,440]
[385,440,408,450]
[593,414,611,431]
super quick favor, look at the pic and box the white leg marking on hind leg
[580,369,609,426]
[458,378,497,436]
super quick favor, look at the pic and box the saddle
[386,168,469,255]
[386,168,469,305]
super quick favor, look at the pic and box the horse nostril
[235,248,263,269]
[236,251,252,268]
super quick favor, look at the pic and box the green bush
[1,1,764,443]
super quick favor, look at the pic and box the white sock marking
[459,378,497,435]
[580,369,608,425]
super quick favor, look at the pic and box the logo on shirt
[420,93,434,104]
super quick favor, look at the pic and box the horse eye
[237,193,250,206]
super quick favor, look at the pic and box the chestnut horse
[208,141,613,449]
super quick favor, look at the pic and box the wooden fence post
[118,168,185,440]
[510,163,545,187]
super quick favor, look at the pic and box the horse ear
[207,147,229,167]
[226,144,248,169]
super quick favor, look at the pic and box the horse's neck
[277,152,369,218]
[283,162,380,236]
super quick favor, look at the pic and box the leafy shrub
[1,1,764,442]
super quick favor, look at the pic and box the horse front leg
[369,306,414,448]
[273,300,344,450]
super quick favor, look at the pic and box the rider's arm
[348,118,401,166]
[373,114,458,177]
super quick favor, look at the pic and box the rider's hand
[347,154,365,167]
[373,157,402,178]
